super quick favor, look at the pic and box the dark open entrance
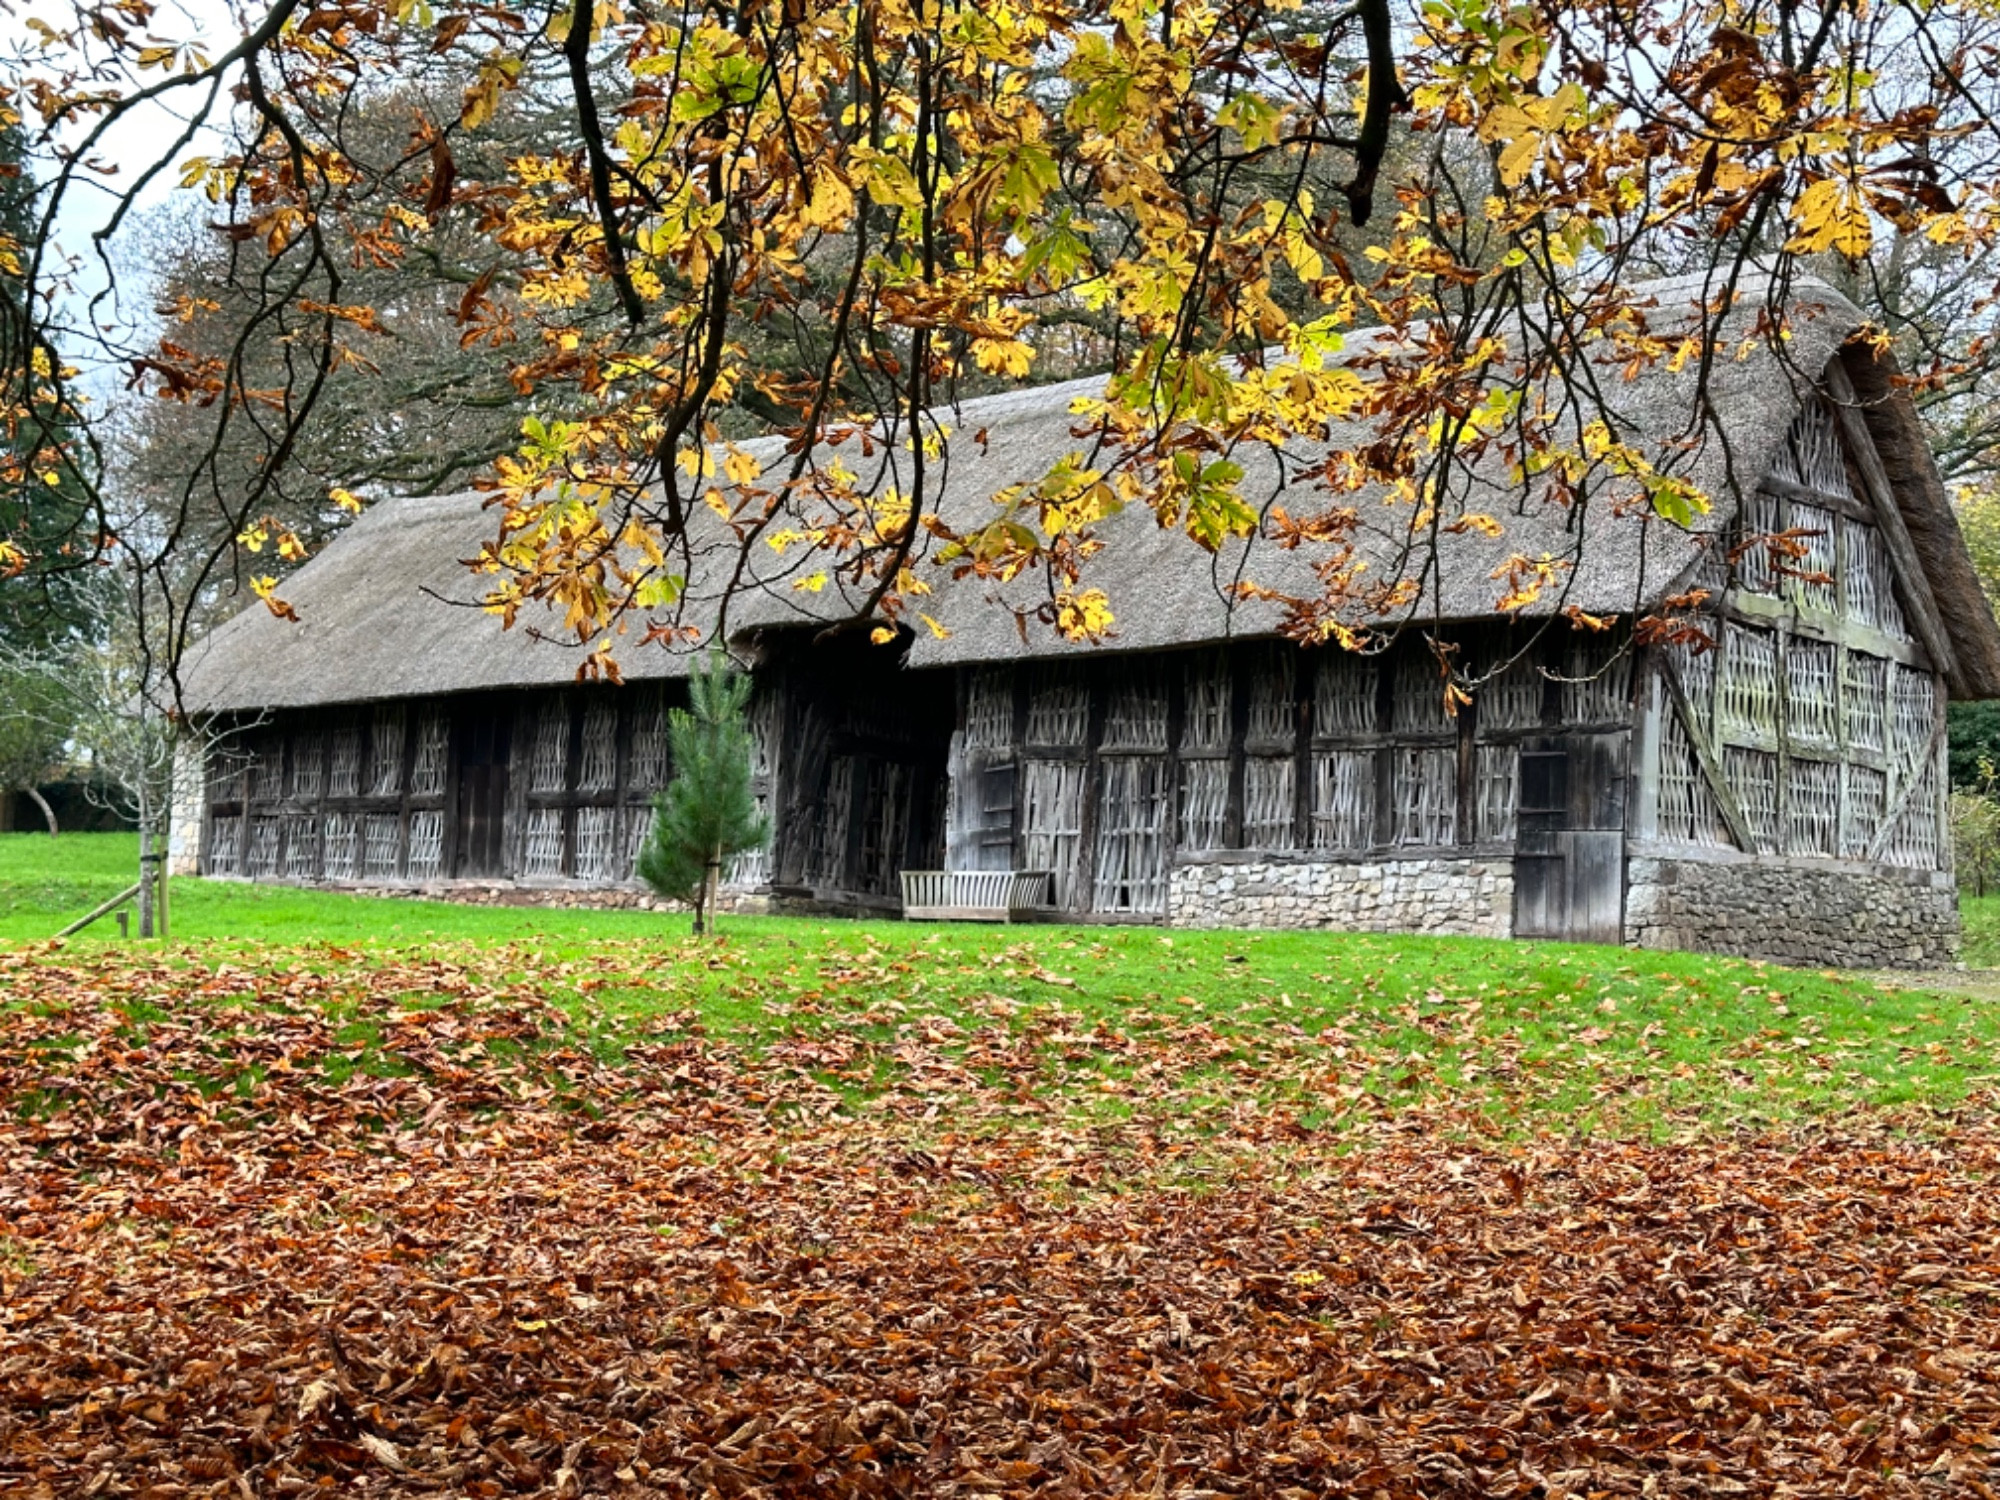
[760,631,955,908]
[1514,731,1628,944]
[454,706,511,878]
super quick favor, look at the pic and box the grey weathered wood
[1455,690,1477,846]
[1822,363,1958,684]
[1656,657,1759,853]
[1629,662,1662,840]
[1758,472,1874,523]
[1725,589,1925,667]
[1866,714,1948,864]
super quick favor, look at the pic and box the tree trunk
[700,850,722,938]
[137,813,155,939]
[24,785,57,837]
[157,827,170,941]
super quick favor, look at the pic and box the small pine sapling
[637,655,769,936]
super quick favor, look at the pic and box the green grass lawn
[7,831,2000,1138]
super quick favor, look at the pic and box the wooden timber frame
[201,682,689,888]
[948,625,1639,926]
[1630,394,1951,875]
[200,633,957,909]
[195,375,1956,941]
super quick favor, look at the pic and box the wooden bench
[900,869,1056,922]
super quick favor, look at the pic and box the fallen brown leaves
[4,952,2000,1498]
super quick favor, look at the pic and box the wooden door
[454,711,511,878]
[1513,731,1627,944]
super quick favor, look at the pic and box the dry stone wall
[1168,857,1514,937]
[1625,855,1958,968]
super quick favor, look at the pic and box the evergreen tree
[0,117,101,650]
[637,655,768,937]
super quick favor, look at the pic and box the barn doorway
[454,708,511,878]
[1513,732,1628,944]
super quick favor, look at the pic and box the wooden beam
[1758,472,1873,524]
[1822,362,1958,684]
[1722,588,1925,668]
[1866,715,1948,864]
[1657,656,1760,854]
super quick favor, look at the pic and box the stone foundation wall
[1168,857,1514,937]
[1626,855,1958,968]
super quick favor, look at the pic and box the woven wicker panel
[208,816,243,877]
[1475,650,1543,732]
[1313,652,1377,739]
[1786,637,1839,752]
[288,731,324,802]
[851,760,911,897]
[1177,758,1229,852]
[1884,754,1942,870]
[530,702,569,793]
[1391,746,1456,846]
[1101,662,1168,752]
[1723,746,1780,854]
[624,805,654,882]
[806,758,855,887]
[410,711,448,797]
[1475,744,1518,841]
[1786,758,1839,858]
[1891,664,1936,772]
[1243,756,1296,850]
[284,815,321,880]
[1092,757,1168,914]
[1392,653,1451,734]
[1021,758,1086,908]
[1561,636,1632,724]
[1783,502,1838,615]
[1655,704,1731,848]
[362,814,401,881]
[322,813,359,881]
[1842,519,1907,639]
[327,725,362,799]
[726,796,772,889]
[1310,751,1375,850]
[1843,652,1887,753]
[522,808,566,879]
[1716,626,1779,744]
[965,667,1015,750]
[628,691,669,796]
[369,705,405,795]
[574,806,621,883]
[406,810,444,880]
[1244,648,1295,750]
[248,817,281,878]
[748,691,777,780]
[1777,400,1854,498]
[1735,489,1782,595]
[1842,764,1887,860]
[1026,666,1089,748]
[578,699,618,792]
[1180,652,1231,754]
[245,738,277,802]
[206,745,248,803]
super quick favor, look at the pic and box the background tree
[636,656,768,938]
[0,659,71,835]
[0,115,103,651]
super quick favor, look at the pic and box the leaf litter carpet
[3,955,1999,1498]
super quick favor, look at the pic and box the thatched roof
[183,272,2000,713]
